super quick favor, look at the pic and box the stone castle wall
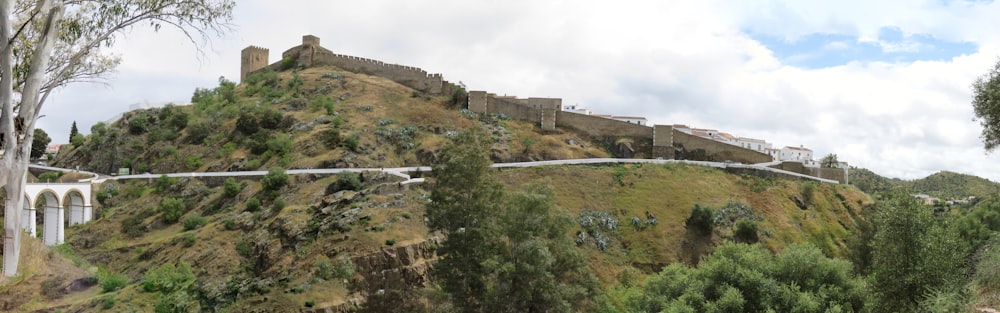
[672,130,773,164]
[242,35,447,94]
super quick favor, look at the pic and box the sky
[37,0,1000,181]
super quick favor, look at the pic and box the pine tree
[69,121,78,142]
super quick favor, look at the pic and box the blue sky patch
[750,27,977,68]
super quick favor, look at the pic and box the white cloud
[34,0,1000,182]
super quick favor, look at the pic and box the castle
[241,35,848,184]
[241,35,455,95]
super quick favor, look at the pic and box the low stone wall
[490,97,541,123]
[672,130,772,164]
[769,162,848,184]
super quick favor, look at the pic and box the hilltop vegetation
[851,167,1000,200]
[5,61,1000,312]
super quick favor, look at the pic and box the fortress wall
[311,51,444,94]
[555,111,653,138]
[489,97,542,122]
[672,130,772,164]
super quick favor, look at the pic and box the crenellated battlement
[243,35,447,94]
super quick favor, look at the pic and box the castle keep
[241,35,453,95]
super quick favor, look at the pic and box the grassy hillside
[1,65,873,312]
[53,66,608,176]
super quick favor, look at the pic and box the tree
[821,153,839,168]
[68,120,77,142]
[2,0,234,277]
[423,131,596,312]
[973,57,1000,151]
[425,131,504,312]
[30,128,50,159]
[869,192,969,312]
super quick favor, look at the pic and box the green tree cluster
[419,131,596,312]
[627,242,866,313]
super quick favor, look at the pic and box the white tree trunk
[2,0,63,277]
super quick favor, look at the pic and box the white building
[737,137,771,152]
[562,104,591,115]
[780,146,813,161]
[611,116,648,126]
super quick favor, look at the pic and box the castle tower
[240,45,269,83]
[303,35,320,47]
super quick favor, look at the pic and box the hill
[2,65,872,312]
[850,167,1000,200]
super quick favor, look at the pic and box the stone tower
[240,45,269,83]
[302,35,320,47]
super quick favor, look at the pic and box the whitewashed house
[780,146,813,161]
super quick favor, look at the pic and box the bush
[685,204,714,236]
[320,128,341,148]
[280,56,296,70]
[70,133,85,146]
[184,155,203,170]
[182,215,207,231]
[223,178,242,198]
[734,220,759,243]
[385,238,396,246]
[801,182,816,205]
[142,262,195,293]
[160,198,187,224]
[128,113,149,134]
[343,134,360,152]
[272,199,286,211]
[236,108,260,135]
[261,167,288,191]
[245,197,261,212]
[223,219,237,230]
[182,234,197,247]
[98,268,127,293]
[326,171,362,194]
[102,296,115,309]
[155,175,176,193]
[121,215,146,238]
[305,300,316,308]
[314,259,335,280]
[38,171,61,182]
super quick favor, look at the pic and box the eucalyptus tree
[1,0,233,277]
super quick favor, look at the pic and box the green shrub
[143,262,195,293]
[182,234,196,247]
[734,220,759,243]
[245,197,261,212]
[184,155,203,170]
[280,56,296,70]
[304,300,315,308]
[70,133,86,146]
[121,214,146,238]
[261,167,288,191]
[801,182,816,205]
[343,134,360,152]
[385,239,396,246]
[320,128,341,148]
[38,171,61,182]
[685,204,714,236]
[128,113,150,134]
[223,219,237,230]
[326,171,362,194]
[223,178,242,198]
[160,198,187,224]
[266,134,294,157]
[155,175,176,193]
[314,259,335,280]
[101,296,115,309]
[235,239,252,258]
[272,199,286,211]
[182,215,207,231]
[246,159,261,170]
[236,108,260,135]
[153,290,199,313]
[98,268,127,293]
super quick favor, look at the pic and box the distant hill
[850,168,1000,200]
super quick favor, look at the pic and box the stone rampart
[490,96,541,123]
[555,111,654,139]
[244,35,446,94]
[672,130,772,164]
